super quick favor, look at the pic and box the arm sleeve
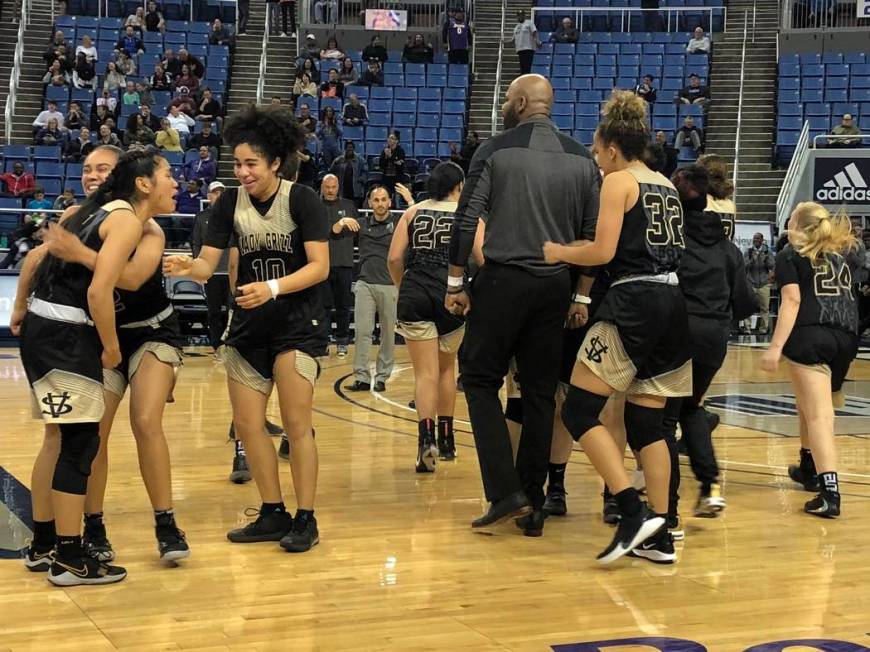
[291,184,329,242]
[203,188,236,248]
[449,140,493,267]
[774,248,799,289]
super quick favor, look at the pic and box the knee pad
[52,422,100,495]
[625,402,666,452]
[504,397,524,424]
[561,386,608,442]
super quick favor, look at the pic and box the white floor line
[371,364,474,427]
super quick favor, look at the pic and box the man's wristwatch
[571,294,592,305]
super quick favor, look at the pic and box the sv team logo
[41,392,73,418]
[815,162,868,202]
[585,336,609,364]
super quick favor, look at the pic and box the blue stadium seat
[799,53,821,65]
[417,113,440,128]
[415,128,437,142]
[803,77,824,91]
[805,103,831,117]
[552,114,573,131]
[552,65,572,78]
[441,114,463,129]
[33,146,61,162]
[778,62,799,77]
[778,116,802,131]
[366,126,388,143]
[40,178,63,197]
[778,77,800,91]
[825,89,848,103]
[369,112,391,127]
[393,113,415,127]
[369,98,391,113]
[801,89,823,103]
[343,126,364,141]
[444,88,466,101]
[37,162,64,178]
[415,142,437,158]
[394,88,418,101]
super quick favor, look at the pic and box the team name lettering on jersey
[237,232,294,256]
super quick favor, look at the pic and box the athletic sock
[235,439,245,456]
[261,502,286,514]
[154,509,175,525]
[295,508,315,522]
[437,416,454,438]
[56,535,83,561]
[614,487,642,517]
[820,471,840,498]
[548,462,567,490]
[33,519,56,549]
[418,418,435,440]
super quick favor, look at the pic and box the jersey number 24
[813,259,853,298]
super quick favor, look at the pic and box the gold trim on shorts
[30,369,105,423]
[505,358,521,399]
[784,356,832,377]
[438,325,465,354]
[102,342,183,398]
[220,345,319,395]
[398,321,465,354]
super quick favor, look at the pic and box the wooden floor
[1,343,870,651]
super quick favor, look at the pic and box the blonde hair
[790,201,857,262]
[596,90,650,160]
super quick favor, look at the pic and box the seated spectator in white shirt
[75,35,98,62]
[686,27,711,54]
[33,100,66,131]
[167,104,195,134]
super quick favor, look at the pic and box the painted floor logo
[815,162,868,202]
[705,393,870,417]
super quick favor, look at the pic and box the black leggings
[281,1,297,33]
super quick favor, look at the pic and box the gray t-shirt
[357,211,401,285]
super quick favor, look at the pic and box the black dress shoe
[344,381,371,392]
[515,510,545,537]
[472,491,531,528]
[374,381,386,392]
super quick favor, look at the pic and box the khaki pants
[352,280,397,385]
[742,285,771,333]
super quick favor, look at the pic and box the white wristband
[447,275,464,288]
[572,294,592,305]
[267,279,280,299]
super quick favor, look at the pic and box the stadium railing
[775,119,810,230]
[732,10,748,204]
[5,0,31,143]
[490,0,505,135]
[780,0,870,32]
[530,6,727,34]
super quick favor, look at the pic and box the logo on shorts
[41,392,73,418]
[584,336,608,364]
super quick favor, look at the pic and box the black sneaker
[704,408,720,432]
[628,529,677,565]
[514,510,545,537]
[602,492,621,525]
[344,381,371,392]
[374,381,386,392]
[24,544,54,572]
[156,514,190,562]
[47,556,127,586]
[280,514,320,552]
[667,514,684,541]
[416,432,438,473]
[278,434,290,460]
[83,520,115,562]
[437,433,456,460]
[265,419,284,436]
[229,449,251,484]
[804,491,840,518]
[596,504,665,565]
[227,508,293,543]
[788,464,820,492]
[542,486,567,517]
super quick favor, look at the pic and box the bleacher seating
[775,52,870,164]
[532,0,726,34]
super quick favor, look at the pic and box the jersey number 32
[643,192,685,248]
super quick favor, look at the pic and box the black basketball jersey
[405,199,457,283]
[705,195,736,241]
[775,245,858,333]
[33,201,123,311]
[114,265,170,326]
[606,167,685,281]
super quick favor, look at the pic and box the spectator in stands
[92,104,112,130]
[76,35,97,63]
[156,117,183,152]
[314,0,338,24]
[167,103,196,135]
[136,81,154,107]
[360,59,384,87]
[197,88,223,125]
[330,141,367,203]
[116,49,137,75]
[122,80,141,106]
[125,6,145,33]
[296,56,321,83]
[299,34,321,64]
[686,27,711,54]
[741,232,774,335]
[210,18,232,46]
[293,72,318,98]
[173,64,201,93]
[104,117,119,133]
[320,36,345,61]
[0,162,36,199]
[169,87,197,115]
[297,103,318,136]
[552,17,578,44]
[635,74,657,103]
[317,106,343,167]
[379,131,407,196]
[338,57,358,85]
[123,113,156,147]
[43,30,69,69]
[0,217,45,269]
[140,104,162,131]
[34,118,65,146]
[402,33,435,64]
[829,113,862,148]
[176,179,204,213]
[163,49,182,77]
[33,100,65,131]
[54,187,76,211]
[297,145,317,187]
[149,63,173,91]
[178,50,205,80]
[116,25,145,57]
[342,93,368,126]
[26,188,53,222]
[238,0,249,34]
[145,1,165,33]
[189,121,222,160]
[278,0,297,37]
[72,52,97,90]
[458,130,479,172]
[103,61,126,93]
[320,68,344,98]
[674,115,703,153]
[679,73,710,105]
[97,123,122,147]
[65,102,85,131]
[363,35,389,63]
[42,60,71,87]
[653,130,678,178]
[510,10,539,76]
[443,9,471,65]
[183,146,217,186]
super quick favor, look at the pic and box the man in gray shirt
[322,174,360,358]
[341,186,400,392]
[510,10,539,76]
[742,232,775,335]
[446,74,600,529]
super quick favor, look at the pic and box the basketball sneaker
[82,516,115,562]
[229,447,251,484]
[227,508,293,543]
[24,543,54,572]
[280,513,320,552]
[265,420,284,436]
[542,486,567,517]
[628,529,677,565]
[336,344,348,358]
[667,514,684,541]
[416,432,438,473]
[47,556,127,586]
[155,513,190,562]
[437,432,456,460]
[278,433,290,460]
[596,504,664,565]
[788,448,820,492]
[694,482,726,518]
[602,490,621,525]
[804,491,840,519]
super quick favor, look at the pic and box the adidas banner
[813,158,870,205]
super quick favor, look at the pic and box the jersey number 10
[813,260,853,298]
[252,258,287,282]
[643,192,685,248]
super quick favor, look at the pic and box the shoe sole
[47,570,127,586]
[543,505,567,517]
[229,471,251,484]
[227,531,290,543]
[280,535,320,552]
[161,548,191,562]
[597,516,665,565]
[24,559,52,572]
[627,548,677,564]
[472,504,532,528]
[418,445,438,472]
